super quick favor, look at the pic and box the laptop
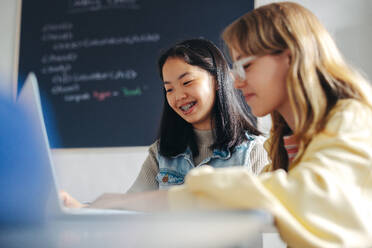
[16,72,135,219]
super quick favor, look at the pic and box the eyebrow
[235,55,242,61]
[163,72,191,84]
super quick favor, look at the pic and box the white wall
[1,0,371,202]
[52,147,146,202]
[0,0,18,98]
[255,0,372,81]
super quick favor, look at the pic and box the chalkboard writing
[18,0,254,148]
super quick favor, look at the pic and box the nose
[233,77,246,89]
[175,89,187,101]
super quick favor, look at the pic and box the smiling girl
[126,38,268,192]
[61,39,268,207]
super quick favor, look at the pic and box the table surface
[0,210,273,248]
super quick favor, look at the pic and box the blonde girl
[167,2,372,247]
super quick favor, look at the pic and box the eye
[183,80,192,86]
[165,88,173,93]
[243,63,252,70]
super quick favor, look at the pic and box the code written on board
[18,0,254,148]
[40,20,158,103]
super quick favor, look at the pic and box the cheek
[209,91,216,106]
[264,76,288,109]
[201,87,216,106]
[166,95,176,110]
[272,66,289,98]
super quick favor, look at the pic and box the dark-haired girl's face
[162,57,216,130]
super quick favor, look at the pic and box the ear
[283,49,291,65]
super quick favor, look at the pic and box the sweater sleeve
[126,141,159,193]
[168,100,372,248]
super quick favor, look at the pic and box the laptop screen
[16,72,63,219]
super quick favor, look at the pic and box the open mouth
[179,101,197,114]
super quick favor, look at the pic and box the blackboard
[18,0,254,148]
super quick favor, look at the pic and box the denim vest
[156,133,256,190]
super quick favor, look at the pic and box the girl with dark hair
[126,38,268,192]
[60,38,268,207]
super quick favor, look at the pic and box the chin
[252,109,269,117]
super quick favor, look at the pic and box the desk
[0,210,273,248]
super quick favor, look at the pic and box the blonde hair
[222,2,372,171]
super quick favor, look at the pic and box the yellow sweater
[168,99,372,248]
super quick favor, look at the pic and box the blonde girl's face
[162,57,216,130]
[231,48,291,118]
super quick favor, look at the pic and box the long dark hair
[157,38,259,157]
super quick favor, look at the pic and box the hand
[59,190,87,208]
[89,190,169,212]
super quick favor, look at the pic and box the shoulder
[244,131,267,143]
[300,99,372,165]
[241,133,268,158]
[148,140,160,156]
[243,132,267,149]
[248,135,270,174]
[325,99,372,134]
